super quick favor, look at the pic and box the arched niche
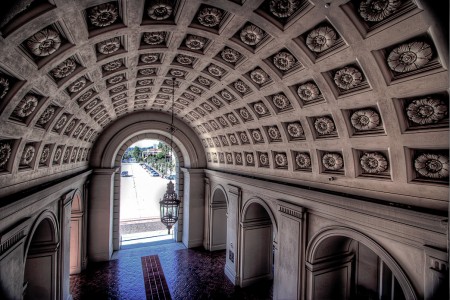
[23,211,59,300]
[88,111,206,261]
[70,190,86,274]
[208,185,228,251]
[239,197,278,287]
[305,226,417,300]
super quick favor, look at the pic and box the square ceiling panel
[142,0,179,25]
[255,0,313,30]
[190,4,232,34]
[230,22,271,53]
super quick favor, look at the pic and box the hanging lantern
[159,77,181,234]
[159,180,180,234]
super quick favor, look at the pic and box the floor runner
[141,255,171,300]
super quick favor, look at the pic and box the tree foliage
[132,146,142,161]
[145,142,175,176]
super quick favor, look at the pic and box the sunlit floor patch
[121,230,175,249]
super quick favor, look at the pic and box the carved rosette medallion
[197,7,222,27]
[322,153,344,171]
[240,25,264,46]
[89,3,118,27]
[306,26,337,53]
[387,41,432,73]
[406,98,448,125]
[360,152,388,174]
[26,28,61,56]
[295,153,311,169]
[350,109,380,130]
[414,153,449,179]
[334,67,363,90]
[14,95,38,118]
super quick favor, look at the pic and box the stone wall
[205,169,448,300]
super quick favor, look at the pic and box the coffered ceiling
[0,0,448,209]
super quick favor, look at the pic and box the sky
[130,139,160,148]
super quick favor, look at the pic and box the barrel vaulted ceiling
[0,0,448,208]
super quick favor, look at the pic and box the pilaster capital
[92,167,119,176]
[277,199,305,220]
[180,168,205,175]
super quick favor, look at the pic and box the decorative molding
[227,184,240,196]
[278,204,303,220]
[0,219,28,258]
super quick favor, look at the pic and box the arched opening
[23,214,59,300]
[239,200,276,287]
[208,187,227,251]
[70,192,86,274]
[88,112,207,261]
[119,138,180,248]
[306,228,416,300]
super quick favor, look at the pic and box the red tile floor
[70,241,273,300]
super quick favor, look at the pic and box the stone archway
[208,185,228,251]
[69,190,86,274]
[88,111,207,261]
[112,133,185,250]
[239,197,278,287]
[23,211,60,300]
[305,226,417,300]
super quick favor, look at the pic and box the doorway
[119,139,177,248]
[239,201,274,287]
[23,216,59,300]
[306,235,408,300]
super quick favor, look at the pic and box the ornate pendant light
[159,78,181,234]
